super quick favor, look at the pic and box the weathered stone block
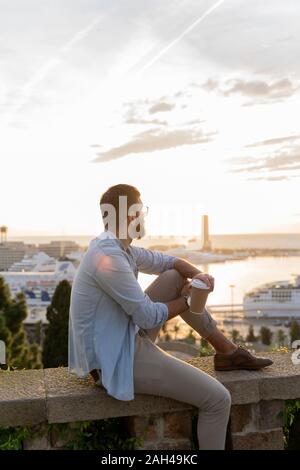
[126,415,164,441]
[257,400,284,430]
[230,404,254,433]
[44,368,192,424]
[0,369,46,426]
[232,428,284,450]
[23,424,51,450]
[156,439,193,450]
[163,411,193,439]
[230,400,284,434]
[140,438,192,450]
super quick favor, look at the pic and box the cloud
[200,79,219,92]
[123,99,170,126]
[229,145,300,180]
[245,135,300,148]
[183,119,206,126]
[122,90,198,128]
[248,175,291,181]
[149,102,175,114]
[93,127,214,163]
[125,116,168,126]
[223,78,298,99]
[201,77,299,104]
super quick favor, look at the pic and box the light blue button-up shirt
[68,230,177,401]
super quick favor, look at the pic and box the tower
[0,226,8,244]
[201,215,211,251]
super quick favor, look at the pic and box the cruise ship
[243,275,300,318]
[1,252,76,307]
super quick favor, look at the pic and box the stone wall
[1,351,300,450]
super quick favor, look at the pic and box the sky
[0,0,299,237]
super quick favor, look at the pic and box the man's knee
[221,388,232,410]
[202,381,231,415]
[211,387,232,413]
[162,268,186,288]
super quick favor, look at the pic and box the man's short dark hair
[100,184,141,228]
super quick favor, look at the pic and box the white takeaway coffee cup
[189,279,210,314]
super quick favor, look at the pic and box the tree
[0,314,11,366]
[172,323,180,341]
[259,326,273,346]
[34,321,43,345]
[185,328,196,345]
[0,276,11,313]
[276,329,286,347]
[230,329,243,344]
[4,292,27,333]
[246,325,257,343]
[42,280,71,368]
[0,276,41,369]
[290,320,300,344]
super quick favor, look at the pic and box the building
[0,242,27,271]
[201,215,212,251]
[37,240,80,259]
[0,226,8,243]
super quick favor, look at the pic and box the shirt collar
[96,230,130,253]
[97,230,118,241]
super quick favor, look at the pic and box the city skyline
[1,0,299,236]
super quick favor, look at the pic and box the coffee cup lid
[191,279,209,289]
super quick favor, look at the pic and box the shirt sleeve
[130,246,177,274]
[91,248,168,330]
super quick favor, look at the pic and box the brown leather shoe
[90,368,101,385]
[214,345,273,371]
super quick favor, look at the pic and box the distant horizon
[5,231,300,238]
[6,231,300,240]
[2,232,299,251]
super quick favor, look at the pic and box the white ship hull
[244,304,300,318]
[243,275,300,318]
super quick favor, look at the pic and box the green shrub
[282,399,300,449]
[0,418,142,450]
[0,426,32,450]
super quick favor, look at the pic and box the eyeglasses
[128,204,149,217]
[140,205,149,216]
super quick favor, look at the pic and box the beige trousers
[134,269,231,450]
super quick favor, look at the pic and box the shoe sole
[215,363,273,371]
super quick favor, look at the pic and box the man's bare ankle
[215,344,238,355]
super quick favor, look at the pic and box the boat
[1,252,76,307]
[243,275,300,318]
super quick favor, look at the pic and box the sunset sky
[1,0,299,237]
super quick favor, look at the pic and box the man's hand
[192,273,214,292]
[181,280,192,297]
[174,258,215,292]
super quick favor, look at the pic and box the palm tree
[173,323,180,340]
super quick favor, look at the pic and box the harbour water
[138,255,300,342]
